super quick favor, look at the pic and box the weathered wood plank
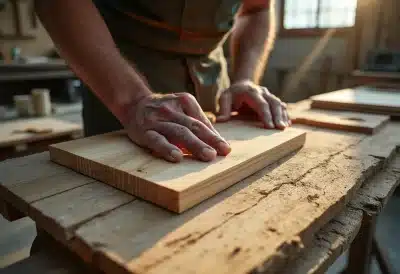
[289,154,400,274]
[70,128,376,274]
[288,100,390,134]
[29,182,135,243]
[0,152,95,214]
[289,208,363,274]
[1,122,399,274]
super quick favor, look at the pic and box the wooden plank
[289,208,363,274]
[29,182,135,242]
[68,123,400,274]
[310,87,400,116]
[289,154,400,274]
[0,117,82,148]
[289,101,390,134]
[48,120,307,213]
[0,152,96,214]
[67,128,366,273]
[1,122,398,274]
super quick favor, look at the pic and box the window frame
[279,0,355,37]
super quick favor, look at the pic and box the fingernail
[169,150,182,162]
[268,122,275,128]
[201,147,217,161]
[217,141,231,155]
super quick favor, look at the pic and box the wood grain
[0,117,82,148]
[0,152,95,214]
[1,120,399,274]
[310,87,400,116]
[289,154,400,274]
[70,123,399,274]
[48,120,307,213]
[289,100,390,134]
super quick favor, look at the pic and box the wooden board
[310,87,400,116]
[289,101,390,134]
[289,155,400,274]
[0,117,82,148]
[48,120,306,213]
[0,121,399,274]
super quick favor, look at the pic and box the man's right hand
[122,92,232,163]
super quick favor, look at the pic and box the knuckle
[180,92,196,102]
[159,104,174,115]
[190,120,204,133]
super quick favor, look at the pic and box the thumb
[216,91,232,122]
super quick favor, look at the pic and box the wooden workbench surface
[0,115,399,273]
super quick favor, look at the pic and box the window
[282,0,358,35]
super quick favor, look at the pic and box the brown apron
[82,0,241,136]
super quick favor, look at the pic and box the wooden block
[49,120,306,213]
[310,87,400,116]
[289,107,390,134]
[0,117,82,148]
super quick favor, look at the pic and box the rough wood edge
[285,153,400,274]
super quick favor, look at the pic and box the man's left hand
[216,80,291,129]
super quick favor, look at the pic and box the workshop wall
[0,1,54,59]
[258,0,352,102]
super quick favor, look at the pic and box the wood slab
[289,155,400,274]
[1,121,399,274]
[0,117,82,148]
[310,87,400,116]
[48,120,306,213]
[289,100,390,134]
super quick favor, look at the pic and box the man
[35,0,290,163]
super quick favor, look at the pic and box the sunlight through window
[284,0,358,29]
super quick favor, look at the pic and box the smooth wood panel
[49,120,306,212]
[310,87,400,116]
[0,117,82,148]
[289,101,390,134]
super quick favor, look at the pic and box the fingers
[177,93,214,130]
[263,91,286,129]
[244,92,275,129]
[142,130,183,163]
[169,112,231,156]
[216,91,232,122]
[154,122,218,162]
[283,106,292,126]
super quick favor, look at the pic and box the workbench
[0,100,399,274]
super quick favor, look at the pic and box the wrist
[94,61,152,125]
[109,82,152,126]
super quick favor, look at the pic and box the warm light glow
[284,0,358,29]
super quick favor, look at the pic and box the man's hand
[216,81,291,129]
[123,93,232,163]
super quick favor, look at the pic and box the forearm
[230,2,277,84]
[35,0,151,124]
